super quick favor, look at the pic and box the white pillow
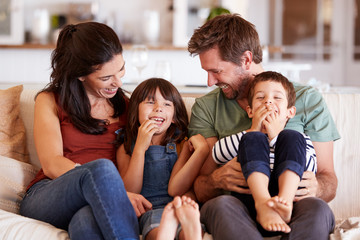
[0,155,38,214]
[0,209,69,240]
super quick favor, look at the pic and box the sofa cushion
[0,155,38,214]
[0,85,29,163]
[0,209,69,240]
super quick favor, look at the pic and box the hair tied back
[68,24,77,33]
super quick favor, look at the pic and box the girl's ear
[287,106,296,119]
[78,77,85,82]
[246,105,253,118]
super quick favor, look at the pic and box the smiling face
[247,80,296,123]
[138,88,175,137]
[199,47,252,100]
[79,54,125,100]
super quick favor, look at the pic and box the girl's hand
[263,110,286,140]
[188,134,209,152]
[134,120,159,151]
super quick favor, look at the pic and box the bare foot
[255,200,291,233]
[267,196,293,223]
[156,198,180,240]
[175,196,202,240]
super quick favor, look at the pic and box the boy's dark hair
[247,71,296,108]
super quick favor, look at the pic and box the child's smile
[138,88,175,136]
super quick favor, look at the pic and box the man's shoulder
[292,82,323,105]
[293,82,319,97]
[196,88,222,103]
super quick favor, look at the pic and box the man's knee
[293,197,335,228]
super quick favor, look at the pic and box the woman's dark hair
[40,22,127,134]
[121,78,189,155]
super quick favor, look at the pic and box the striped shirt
[212,131,317,173]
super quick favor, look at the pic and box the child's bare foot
[156,198,180,240]
[267,196,293,223]
[255,200,291,233]
[174,196,202,240]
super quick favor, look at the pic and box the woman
[20,22,151,240]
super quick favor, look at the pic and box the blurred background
[1,0,360,92]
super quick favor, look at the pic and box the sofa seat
[0,87,360,239]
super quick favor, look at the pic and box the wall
[0,47,208,87]
[1,0,357,87]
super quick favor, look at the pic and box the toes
[173,196,182,209]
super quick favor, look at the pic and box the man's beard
[222,74,252,100]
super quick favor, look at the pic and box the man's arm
[193,137,250,203]
[295,141,337,202]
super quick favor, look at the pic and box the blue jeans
[20,159,139,240]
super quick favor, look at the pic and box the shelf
[0,43,187,51]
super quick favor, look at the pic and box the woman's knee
[82,159,118,176]
[80,159,124,187]
[69,205,104,240]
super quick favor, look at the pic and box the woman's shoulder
[35,91,57,107]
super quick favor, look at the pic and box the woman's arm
[34,92,77,179]
[168,134,209,197]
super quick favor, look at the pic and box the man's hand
[294,171,318,201]
[211,158,251,194]
[127,192,152,217]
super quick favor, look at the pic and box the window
[269,0,332,61]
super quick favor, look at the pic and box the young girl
[116,78,208,240]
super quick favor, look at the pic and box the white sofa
[1,87,360,239]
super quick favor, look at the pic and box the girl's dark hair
[40,22,127,134]
[122,78,189,155]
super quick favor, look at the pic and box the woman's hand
[127,192,152,217]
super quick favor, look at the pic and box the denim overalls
[136,142,178,237]
[140,142,178,209]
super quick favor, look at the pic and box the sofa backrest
[19,89,360,220]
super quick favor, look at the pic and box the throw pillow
[0,155,38,214]
[0,85,29,163]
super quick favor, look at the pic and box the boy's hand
[248,105,271,132]
[262,108,286,140]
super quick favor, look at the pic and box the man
[188,13,340,240]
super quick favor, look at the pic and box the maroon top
[27,94,128,190]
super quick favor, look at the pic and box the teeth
[106,88,117,92]
[219,84,228,89]
[150,117,164,122]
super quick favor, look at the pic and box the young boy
[212,71,317,233]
